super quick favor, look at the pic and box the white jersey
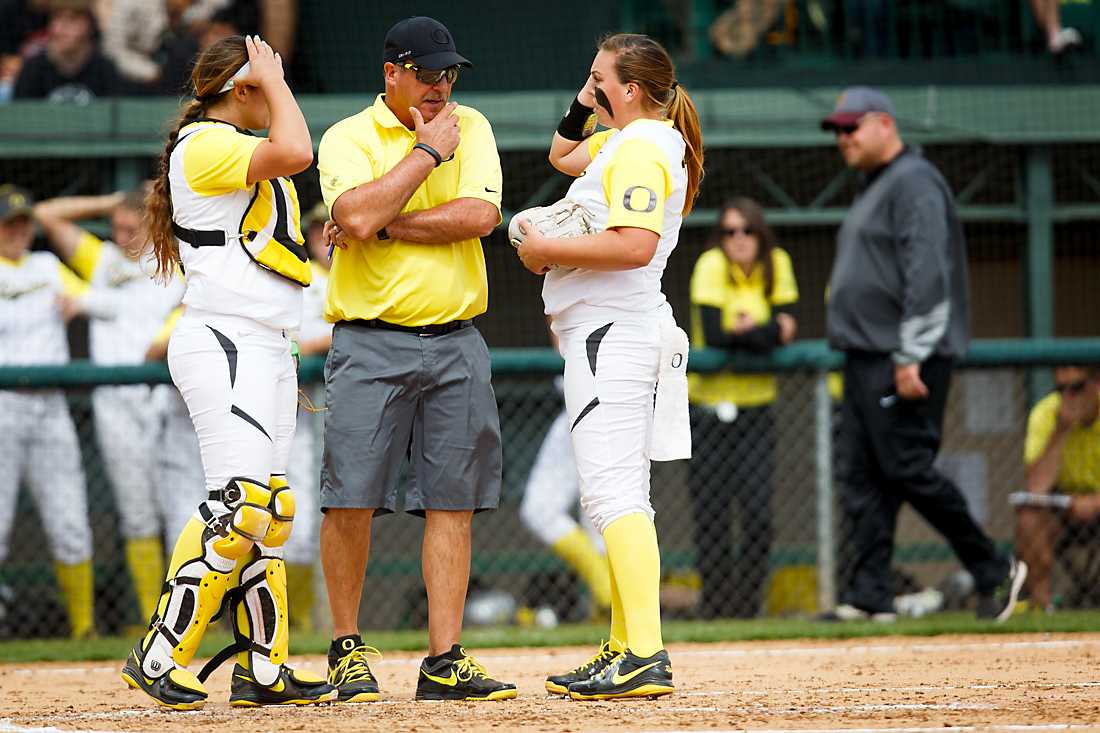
[169,119,305,331]
[298,261,331,346]
[543,119,687,327]
[71,234,184,365]
[0,251,81,365]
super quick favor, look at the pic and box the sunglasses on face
[400,63,459,85]
[834,113,878,136]
[1055,379,1090,395]
[720,226,754,237]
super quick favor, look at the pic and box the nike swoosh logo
[422,669,458,686]
[612,661,661,685]
[484,187,498,193]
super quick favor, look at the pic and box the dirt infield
[3,633,1100,732]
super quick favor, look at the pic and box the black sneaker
[976,557,1028,623]
[568,648,674,701]
[328,635,382,703]
[414,644,517,701]
[120,643,208,711]
[545,640,619,695]
[229,663,337,707]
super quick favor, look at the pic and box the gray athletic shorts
[320,321,502,516]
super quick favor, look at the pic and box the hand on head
[240,35,284,87]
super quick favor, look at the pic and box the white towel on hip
[648,319,691,461]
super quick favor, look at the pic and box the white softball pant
[0,390,92,565]
[519,408,602,549]
[558,316,666,534]
[151,385,207,541]
[168,310,297,516]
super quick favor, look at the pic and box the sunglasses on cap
[1055,379,1090,395]
[720,226,754,237]
[400,62,459,85]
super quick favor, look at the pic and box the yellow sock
[603,513,663,657]
[285,562,315,632]
[55,560,94,639]
[550,527,612,611]
[607,561,627,653]
[125,536,164,622]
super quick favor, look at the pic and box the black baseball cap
[820,86,897,131]
[383,16,472,70]
[0,185,33,222]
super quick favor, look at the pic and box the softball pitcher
[34,189,190,625]
[120,35,334,709]
[515,33,703,701]
[0,184,95,640]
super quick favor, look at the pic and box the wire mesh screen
[0,364,1088,639]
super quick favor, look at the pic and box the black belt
[345,318,472,336]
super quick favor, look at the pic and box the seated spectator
[686,196,798,618]
[101,0,168,90]
[13,0,122,103]
[1015,365,1100,612]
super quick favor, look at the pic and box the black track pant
[838,352,1007,614]
[689,404,775,619]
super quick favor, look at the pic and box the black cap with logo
[383,16,472,70]
[0,185,33,222]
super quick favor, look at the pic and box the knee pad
[139,478,273,675]
[263,475,295,548]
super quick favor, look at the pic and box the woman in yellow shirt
[687,197,797,618]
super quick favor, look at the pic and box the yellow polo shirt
[688,246,798,408]
[1024,392,1100,494]
[317,94,503,326]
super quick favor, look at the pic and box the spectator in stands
[686,197,798,619]
[1015,365,1100,612]
[13,0,122,103]
[819,86,1026,623]
[0,0,49,101]
[0,183,96,639]
[1029,0,1082,54]
[33,188,190,626]
[101,0,168,91]
[283,201,331,633]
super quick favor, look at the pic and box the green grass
[3,611,1100,665]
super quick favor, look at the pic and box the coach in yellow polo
[316,16,513,703]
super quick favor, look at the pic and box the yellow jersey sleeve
[318,124,378,212]
[769,247,799,306]
[602,137,671,234]
[586,129,615,160]
[454,110,502,217]
[67,230,104,281]
[153,306,184,345]
[57,262,89,296]
[1024,393,1060,466]
[689,248,730,309]
[183,125,264,196]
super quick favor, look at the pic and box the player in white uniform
[283,202,331,632]
[515,33,704,701]
[34,189,196,626]
[518,327,611,618]
[0,184,95,640]
[120,35,334,710]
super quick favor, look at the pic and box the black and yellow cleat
[229,663,338,707]
[328,634,382,703]
[415,644,517,701]
[545,640,619,696]
[568,648,674,701]
[120,647,208,711]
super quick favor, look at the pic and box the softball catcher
[120,35,333,710]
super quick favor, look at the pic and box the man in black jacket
[821,87,1026,623]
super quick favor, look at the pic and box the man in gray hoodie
[822,87,1026,623]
